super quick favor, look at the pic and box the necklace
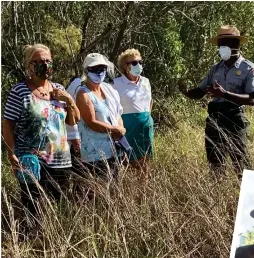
[36,82,50,97]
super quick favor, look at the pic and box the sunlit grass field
[1,101,253,258]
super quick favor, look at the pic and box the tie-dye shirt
[4,81,71,168]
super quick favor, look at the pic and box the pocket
[227,77,243,94]
[231,114,250,130]
[212,74,221,84]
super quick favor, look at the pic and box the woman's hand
[111,126,126,140]
[8,153,22,174]
[71,139,81,158]
[52,88,80,125]
[51,88,73,104]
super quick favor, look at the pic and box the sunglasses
[126,60,143,66]
[30,59,53,65]
[87,65,107,74]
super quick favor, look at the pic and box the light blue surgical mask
[87,71,106,84]
[130,63,143,77]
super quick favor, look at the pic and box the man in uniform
[179,25,254,179]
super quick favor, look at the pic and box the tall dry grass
[1,103,253,258]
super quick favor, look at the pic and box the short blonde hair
[24,44,51,76]
[117,48,142,74]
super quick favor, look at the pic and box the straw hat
[208,25,248,45]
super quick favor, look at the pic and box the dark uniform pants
[205,111,250,176]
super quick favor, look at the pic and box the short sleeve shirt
[66,77,82,141]
[113,75,152,114]
[199,56,254,102]
[66,77,82,102]
[4,81,72,168]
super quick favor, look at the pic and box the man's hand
[207,80,227,98]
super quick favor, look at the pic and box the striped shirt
[4,81,72,168]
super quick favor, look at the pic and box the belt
[210,109,241,115]
[208,101,244,115]
[208,106,244,116]
[230,106,244,112]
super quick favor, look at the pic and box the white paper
[230,169,254,258]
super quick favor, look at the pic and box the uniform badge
[236,70,241,76]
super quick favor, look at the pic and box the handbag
[16,154,41,184]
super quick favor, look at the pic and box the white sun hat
[82,53,108,69]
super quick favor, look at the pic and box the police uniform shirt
[199,55,254,102]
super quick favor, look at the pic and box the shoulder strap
[74,84,81,96]
[79,85,97,104]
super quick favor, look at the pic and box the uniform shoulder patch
[243,59,254,68]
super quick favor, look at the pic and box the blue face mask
[130,64,143,77]
[87,71,106,84]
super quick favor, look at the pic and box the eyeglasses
[126,60,143,66]
[87,65,107,74]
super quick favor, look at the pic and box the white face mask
[130,63,143,77]
[219,46,239,61]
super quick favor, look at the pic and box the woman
[113,49,154,175]
[75,53,126,183]
[65,56,116,163]
[3,44,80,215]
[66,76,82,159]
